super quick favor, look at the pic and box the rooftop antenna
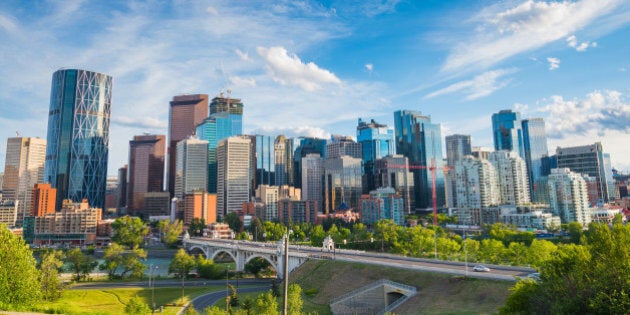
[16,131,19,137]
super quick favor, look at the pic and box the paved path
[191,285,272,313]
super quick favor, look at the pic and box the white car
[473,265,490,272]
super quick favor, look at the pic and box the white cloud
[235,49,251,61]
[230,76,257,88]
[566,35,596,51]
[112,116,167,130]
[425,68,516,100]
[547,57,560,70]
[442,0,626,72]
[365,63,373,72]
[538,90,630,138]
[0,14,18,33]
[257,46,342,91]
[206,6,219,15]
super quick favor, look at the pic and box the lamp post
[464,233,468,277]
[226,266,230,313]
[149,265,158,312]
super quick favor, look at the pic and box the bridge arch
[210,249,238,263]
[188,245,208,258]
[244,253,278,273]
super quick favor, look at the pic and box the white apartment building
[175,135,208,200]
[547,168,592,226]
[454,155,500,209]
[489,151,530,205]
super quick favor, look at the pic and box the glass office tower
[492,110,524,158]
[357,118,395,192]
[522,118,549,198]
[394,110,445,210]
[44,69,112,210]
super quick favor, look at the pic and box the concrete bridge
[183,235,310,279]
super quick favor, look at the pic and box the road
[71,278,273,289]
[191,285,272,313]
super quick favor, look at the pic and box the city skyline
[1,1,630,175]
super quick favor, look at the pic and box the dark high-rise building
[522,118,549,199]
[127,135,165,215]
[556,142,612,203]
[492,110,524,158]
[293,137,326,189]
[394,110,445,210]
[357,118,396,193]
[168,94,208,197]
[116,165,127,214]
[44,69,112,210]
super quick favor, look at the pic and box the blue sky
[1,0,630,175]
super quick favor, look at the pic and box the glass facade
[293,137,327,189]
[357,118,396,192]
[492,110,524,158]
[522,118,549,199]
[394,110,445,210]
[44,69,112,210]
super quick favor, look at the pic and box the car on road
[473,265,490,272]
[527,272,541,281]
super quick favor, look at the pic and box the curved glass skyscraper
[44,69,112,210]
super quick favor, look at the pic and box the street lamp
[463,233,468,277]
[149,265,159,312]
[226,266,230,313]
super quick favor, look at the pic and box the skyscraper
[274,135,289,186]
[547,168,591,226]
[326,135,362,159]
[454,156,500,209]
[492,110,524,157]
[445,134,472,208]
[195,94,244,193]
[252,135,275,188]
[168,94,208,197]
[374,155,414,214]
[394,110,446,210]
[127,134,165,215]
[44,69,112,210]
[174,136,208,201]
[522,118,549,199]
[293,137,326,189]
[324,155,362,213]
[217,136,251,217]
[2,137,46,225]
[301,153,324,214]
[357,118,396,192]
[488,151,530,205]
[556,142,612,203]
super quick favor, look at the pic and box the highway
[189,238,535,281]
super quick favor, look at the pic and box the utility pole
[226,267,230,313]
[282,232,289,315]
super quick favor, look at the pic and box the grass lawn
[35,286,224,315]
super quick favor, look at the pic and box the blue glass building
[255,135,275,188]
[522,118,549,198]
[394,110,445,210]
[357,118,395,192]
[492,110,524,158]
[44,69,112,210]
[195,96,243,193]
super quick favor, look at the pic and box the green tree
[112,216,150,248]
[564,221,584,244]
[309,224,326,247]
[0,223,42,308]
[170,248,196,302]
[65,247,97,282]
[244,257,271,277]
[39,250,64,301]
[478,239,506,264]
[526,239,557,268]
[225,212,243,232]
[125,295,151,314]
[158,219,183,248]
[189,218,206,237]
[196,256,222,279]
[287,283,303,315]
[235,231,250,240]
[248,217,265,241]
[253,290,278,315]
[228,284,239,307]
[241,297,254,315]
[204,306,227,315]
[101,243,147,279]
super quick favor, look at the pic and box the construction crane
[385,158,453,226]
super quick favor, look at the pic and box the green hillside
[290,260,513,315]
